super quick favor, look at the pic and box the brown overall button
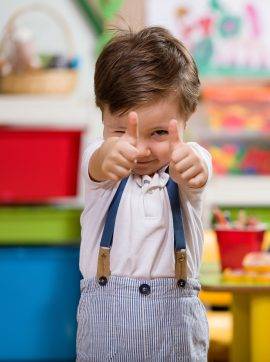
[139,283,151,295]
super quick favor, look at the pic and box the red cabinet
[0,127,82,202]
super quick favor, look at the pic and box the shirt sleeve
[81,138,117,190]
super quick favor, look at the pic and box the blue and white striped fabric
[76,276,209,361]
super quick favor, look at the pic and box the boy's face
[103,94,185,176]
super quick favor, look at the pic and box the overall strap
[96,177,128,286]
[96,176,187,287]
[100,177,129,248]
[166,178,187,288]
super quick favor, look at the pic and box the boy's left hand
[168,119,208,189]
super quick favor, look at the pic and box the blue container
[0,246,81,361]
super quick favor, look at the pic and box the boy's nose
[136,141,151,158]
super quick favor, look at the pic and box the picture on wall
[146,0,270,77]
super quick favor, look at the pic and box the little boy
[77,26,212,361]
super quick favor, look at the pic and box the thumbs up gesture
[100,112,139,181]
[168,119,208,188]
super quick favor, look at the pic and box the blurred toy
[213,207,230,228]
[243,252,270,274]
[0,4,79,94]
[213,207,265,230]
[208,143,270,175]
[206,102,270,134]
[4,26,40,73]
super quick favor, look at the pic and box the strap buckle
[96,247,111,286]
[175,249,187,288]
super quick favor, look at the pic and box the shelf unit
[0,95,102,204]
[190,84,270,226]
[0,95,91,127]
[205,175,270,206]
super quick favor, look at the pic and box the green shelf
[0,206,82,244]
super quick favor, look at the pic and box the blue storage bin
[0,246,81,361]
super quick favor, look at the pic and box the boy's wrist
[88,137,119,182]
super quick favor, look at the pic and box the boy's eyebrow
[148,125,169,131]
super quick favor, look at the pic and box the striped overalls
[76,177,209,361]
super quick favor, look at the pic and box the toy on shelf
[202,84,270,135]
[213,207,265,230]
[199,83,270,175]
[205,101,270,134]
[0,4,79,94]
[209,143,270,175]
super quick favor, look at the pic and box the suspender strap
[100,177,129,248]
[166,178,186,251]
[166,178,187,287]
[97,178,128,285]
[97,176,187,287]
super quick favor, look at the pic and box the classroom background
[0,0,269,361]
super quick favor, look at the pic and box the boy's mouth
[136,159,154,164]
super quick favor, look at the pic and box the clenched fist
[101,112,139,181]
[89,112,140,182]
[168,119,208,188]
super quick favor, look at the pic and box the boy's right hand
[90,112,139,182]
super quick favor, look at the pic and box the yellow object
[231,293,270,362]
[201,230,232,306]
[222,268,270,284]
[207,310,232,343]
[250,295,270,362]
[262,230,270,250]
[202,230,221,264]
[231,294,250,362]
[243,251,270,274]
[207,311,232,362]
[222,268,245,283]
[199,290,232,306]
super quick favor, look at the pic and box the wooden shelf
[0,95,92,128]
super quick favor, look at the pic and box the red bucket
[215,228,265,270]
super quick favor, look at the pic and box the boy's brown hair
[94,26,200,119]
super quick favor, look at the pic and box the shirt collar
[133,165,169,190]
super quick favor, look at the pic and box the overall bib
[76,177,209,361]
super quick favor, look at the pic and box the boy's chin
[132,163,161,176]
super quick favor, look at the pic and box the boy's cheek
[154,140,170,159]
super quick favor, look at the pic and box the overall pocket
[170,296,209,361]
[76,290,119,360]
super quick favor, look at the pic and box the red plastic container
[215,228,265,270]
[0,127,82,203]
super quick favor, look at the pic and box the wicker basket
[0,4,78,94]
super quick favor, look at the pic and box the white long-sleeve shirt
[80,139,212,280]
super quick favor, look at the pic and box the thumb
[123,111,138,146]
[168,119,183,150]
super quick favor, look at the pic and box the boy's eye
[115,130,125,134]
[153,130,168,136]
